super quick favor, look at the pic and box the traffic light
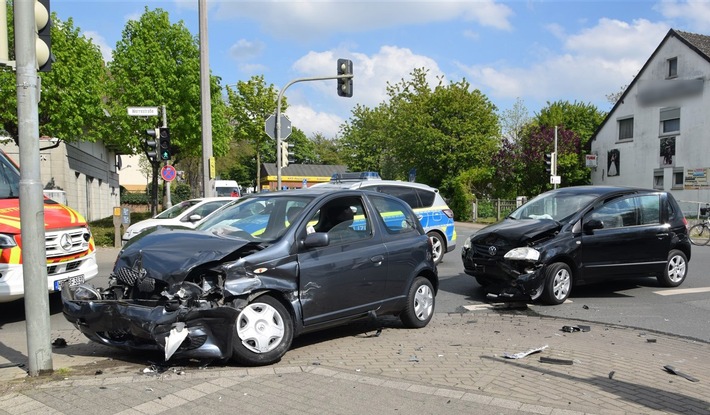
[35,0,53,72]
[158,127,171,160]
[279,141,294,168]
[337,58,353,98]
[544,152,557,175]
[144,128,159,162]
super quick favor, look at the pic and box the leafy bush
[89,211,152,247]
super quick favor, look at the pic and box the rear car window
[370,195,419,234]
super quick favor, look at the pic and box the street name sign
[127,107,159,117]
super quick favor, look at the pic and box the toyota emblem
[59,233,73,252]
[488,245,497,256]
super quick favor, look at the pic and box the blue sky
[52,0,710,139]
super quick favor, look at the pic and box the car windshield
[509,192,597,223]
[196,194,313,242]
[154,200,200,219]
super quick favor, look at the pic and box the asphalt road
[444,222,710,343]
[1,223,709,344]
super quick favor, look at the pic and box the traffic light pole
[274,73,353,190]
[554,126,558,189]
[15,0,53,376]
[162,105,172,208]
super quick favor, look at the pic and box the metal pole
[554,126,558,189]
[198,0,213,197]
[15,0,53,375]
[162,105,171,208]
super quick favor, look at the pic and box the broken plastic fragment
[503,345,548,359]
[540,356,573,365]
[562,325,590,333]
[164,322,188,361]
[664,365,699,382]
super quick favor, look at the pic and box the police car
[314,173,456,264]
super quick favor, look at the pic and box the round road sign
[161,165,177,182]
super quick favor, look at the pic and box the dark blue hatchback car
[62,189,437,366]
[461,186,691,305]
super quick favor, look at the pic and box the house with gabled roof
[590,29,710,206]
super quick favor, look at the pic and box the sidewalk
[1,223,709,414]
[1,311,709,414]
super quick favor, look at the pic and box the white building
[1,138,120,222]
[591,29,710,207]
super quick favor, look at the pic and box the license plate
[54,275,84,291]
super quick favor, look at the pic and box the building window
[672,167,684,190]
[660,107,680,135]
[618,117,633,141]
[667,57,678,78]
[653,169,664,190]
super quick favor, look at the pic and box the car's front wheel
[539,262,572,305]
[232,295,293,366]
[427,232,445,264]
[400,276,435,328]
[658,249,688,287]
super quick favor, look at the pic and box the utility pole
[15,0,53,375]
[198,0,213,197]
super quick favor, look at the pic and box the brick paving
[1,310,709,414]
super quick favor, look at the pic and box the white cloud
[458,18,669,112]
[82,31,113,62]
[655,0,710,32]
[287,45,445,137]
[213,0,513,40]
[229,39,266,61]
[285,105,344,138]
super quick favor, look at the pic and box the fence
[472,198,524,222]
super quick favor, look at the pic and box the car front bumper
[61,284,239,361]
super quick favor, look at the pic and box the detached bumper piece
[61,284,238,361]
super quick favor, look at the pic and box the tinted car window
[185,200,231,222]
[638,195,660,225]
[416,189,435,207]
[370,195,419,234]
[376,185,421,209]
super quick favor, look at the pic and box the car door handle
[370,255,384,265]
[656,232,669,238]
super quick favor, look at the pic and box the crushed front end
[61,228,264,361]
[461,220,560,301]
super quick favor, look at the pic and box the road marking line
[654,287,710,296]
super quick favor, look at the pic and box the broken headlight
[504,247,540,262]
[72,283,102,301]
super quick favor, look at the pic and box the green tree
[339,68,500,220]
[311,133,343,165]
[104,8,231,189]
[0,13,108,143]
[226,75,284,188]
[287,127,318,164]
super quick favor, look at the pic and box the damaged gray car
[62,189,437,366]
[461,186,690,305]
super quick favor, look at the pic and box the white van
[215,180,241,197]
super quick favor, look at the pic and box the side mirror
[302,232,329,248]
[583,218,604,233]
[188,214,203,222]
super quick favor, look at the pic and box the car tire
[232,295,293,366]
[427,232,445,264]
[658,249,688,287]
[400,276,435,328]
[540,262,572,305]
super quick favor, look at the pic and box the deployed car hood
[474,219,561,245]
[118,227,253,284]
